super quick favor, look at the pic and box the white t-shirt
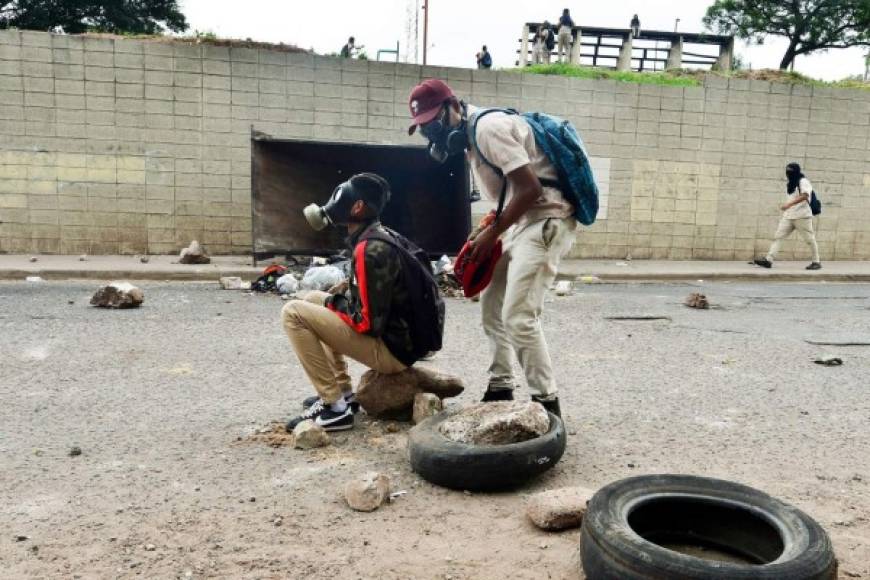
[466,105,573,225]
[784,177,813,220]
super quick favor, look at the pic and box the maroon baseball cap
[407,79,455,135]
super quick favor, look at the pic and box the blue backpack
[469,108,599,226]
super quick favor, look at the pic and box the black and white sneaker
[315,406,354,431]
[286,399,325,432]
[481,388,514,402]
[302,393,360,414]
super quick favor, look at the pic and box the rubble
[685,292,710,309]
[25,276,44,283]
[140,256,150,264]
[179,240,210,265]
[300,265,345,292]
[554,281,572,296]
[412,393,442,424]
[219,277,243,290]
[356,366,464,420]
[90,282,144,309]
[68,446,82,457]
[276,273,300,295]
[292,420,330,449]
[526,486,595,531]
[436,271,464,299]
[29,256,37,262]
[438,401,549,445]
[344,472,391,512]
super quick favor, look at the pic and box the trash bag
[300,265,346,292]
[276,273,300,295]
[433,255,453,276]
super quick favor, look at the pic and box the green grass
[517,63,870,91]
[517,63,701,87]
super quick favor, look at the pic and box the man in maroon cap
[408,79,577,417]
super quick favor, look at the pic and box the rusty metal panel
[251,133,470,259]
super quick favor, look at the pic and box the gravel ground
[1,280,869,579]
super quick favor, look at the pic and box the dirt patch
[77,32,309,53]
[240,422,294,447]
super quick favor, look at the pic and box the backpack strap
[469,108,518,220]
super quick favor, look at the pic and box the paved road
[1,281,868,578]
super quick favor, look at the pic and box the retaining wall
[1,30,869,259]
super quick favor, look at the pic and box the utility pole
[865,50,869,82]
[674,18,680,32]
[422,0,429,65]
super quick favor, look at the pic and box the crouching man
[283,172,443,432]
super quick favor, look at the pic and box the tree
[0,1,188,35]
[704,0,870,70]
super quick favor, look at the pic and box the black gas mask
[421,103,468,164]
[302,180,365,231]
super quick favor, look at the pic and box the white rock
[438,401,550,445]
[90,282,144,309]
[219,276,243,290]
[412,392,442,424]
[25,276,44,283]
[555,280,573,296]
[79,255,87,262]
[344,472,391,512]
[292,420,330,450]
[179,240,210,265]
[527,486,596,531]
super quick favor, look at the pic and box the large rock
[90,282,144,309]
[292,420,330,449]
[344,472,391,512]
[179,240,210,265]
[412,392,442,425]
[438,401,549,445]
[527,486,596,531]
[219,276,242,290]
[355,366,464,420]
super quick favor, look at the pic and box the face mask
[302,181,362,231]
[421,105,468,164]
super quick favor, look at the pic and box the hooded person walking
[754,162,821,270]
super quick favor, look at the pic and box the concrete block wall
[1,30,869,259]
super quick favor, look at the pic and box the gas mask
[421,104,468,164]
[302,180,364,231]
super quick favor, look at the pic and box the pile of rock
[90,282,144,309]
[179,240,210,265]
[685,292,710,309]
[355,366,464,420]
[438,401,549,445]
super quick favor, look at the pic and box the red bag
[453,239,503,298]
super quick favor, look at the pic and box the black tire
[580,474,837,580]
[408,410,566,491]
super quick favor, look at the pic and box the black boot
[531,395,561,418]
[481,388,514,402]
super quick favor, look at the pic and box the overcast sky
[180,0,867,81]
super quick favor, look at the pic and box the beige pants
[281,291,406,404]
[557,27,572,63]
[481,217,577,398]
[766,217,820,263]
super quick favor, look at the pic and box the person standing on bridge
[557,9,574,63]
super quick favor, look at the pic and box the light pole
[422,0,429,65]
[674,18,680,32]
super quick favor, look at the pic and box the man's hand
[469,224,500,263]
[328,279,349,295]
[781,202,790,211]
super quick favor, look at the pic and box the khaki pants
[557,27,572,63]
[766,217,820,263]
[281,291,406,404]
[481,217,577,398]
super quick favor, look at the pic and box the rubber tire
[580,474,837,580]
[408,409,566,491]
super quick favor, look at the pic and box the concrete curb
[0,268,260,282]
